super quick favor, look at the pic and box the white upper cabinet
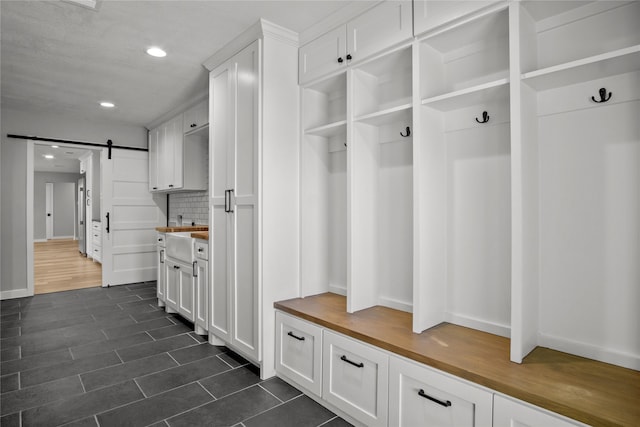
[346,0,412,64]
[183,99,208,134]
[413,0,498,36]
[299,0,413,85]
[149,111,207,193]
[148,127,160,192]
[300,26,347,85]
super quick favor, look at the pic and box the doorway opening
[32,142,103,294]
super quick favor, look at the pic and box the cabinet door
[493,395,586,427]
[275,312,323,397]
[194,259,208,333]
[183,100,208,133]
[157,246,166,306]
[148,127,160,192]
[165,260,179,312]
[230,40,260,362]
[323,331,389,427]
[389,356,493,427]
[209,56,234,342]
[177,261,194,322]
[346,0,412,64]
[168,114,184,190]
[413,0,496,36]
[299,26,346,85]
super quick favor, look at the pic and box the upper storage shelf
[520,1,640,88]
[419,6,510,101]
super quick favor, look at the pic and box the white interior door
[102,148,167,286]
[45,182,53,240]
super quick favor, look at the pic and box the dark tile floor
[0,282,352,427]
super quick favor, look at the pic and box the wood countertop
[155,226,208,233]
[191,231,209,240]
[275,293,640,427]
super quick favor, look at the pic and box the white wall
[0,107,147,299]
[34,172,82,240]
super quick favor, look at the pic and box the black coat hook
[591,88,612,103]
[475,111,489,124]
[400,127,411,137]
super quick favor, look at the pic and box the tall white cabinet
[299,0,640,372]
[205,19,300,378]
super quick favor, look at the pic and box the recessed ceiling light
[100,101,115,108]
[44,154,55,159]
[146,47,167,58]
[51,145,60,148]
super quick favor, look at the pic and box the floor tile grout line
[257,383,285,404]
[133,377,148,399]
[317,416,340,427]
[241,394,304,426]
[78,374,87,393]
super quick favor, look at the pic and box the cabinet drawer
[195,240,208,260]
[389,356,493,427]
[323,330,388,427]
[92,246,101,262]
[92,232,102,246]
[276,312,323,397]
[493,395,586,427]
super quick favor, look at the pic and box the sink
[166,232,194,263]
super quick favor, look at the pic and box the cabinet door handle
[418,389,452,407]
[346,54,352,61]
[225,189,234,213]
[337,57,344,63]
[160,249,164,264]
[340,355,364,368]
[287,331,305,341]
[168,184,174,188]
[193,261,198,277]
[174,265,180,270]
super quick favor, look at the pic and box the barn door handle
[106,212,110,233]
[418,389,452,407]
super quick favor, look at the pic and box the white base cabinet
[323,330,389,427]
[193,239,208,335]
[493,395,587,427]
[275,312,323,397]
[156,232,166,307]
[165,258,194,322]
[389,356,493,427]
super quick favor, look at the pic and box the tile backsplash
[168,190,208,226]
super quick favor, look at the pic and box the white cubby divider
[299,0,639,371]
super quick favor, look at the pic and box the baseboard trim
[0,288,32,300]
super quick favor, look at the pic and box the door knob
[47,213,51,217]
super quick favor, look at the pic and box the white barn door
[102,148,167,286]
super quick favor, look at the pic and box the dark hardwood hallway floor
[0,282,351,427]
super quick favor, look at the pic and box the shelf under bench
[274,292,639,427]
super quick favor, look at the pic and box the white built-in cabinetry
[194,239,208,335]
[91,221,101,263]
[299,0,640,372]
[165,256,195,322]
[205,20,300,377]
[156,232,166,307]
[493,395,586,427]
[275,311,503,427]
[148,101,208,193]
[299,1,413,85]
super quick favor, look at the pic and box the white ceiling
[1,0,359,129]
[34,143,94,173]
